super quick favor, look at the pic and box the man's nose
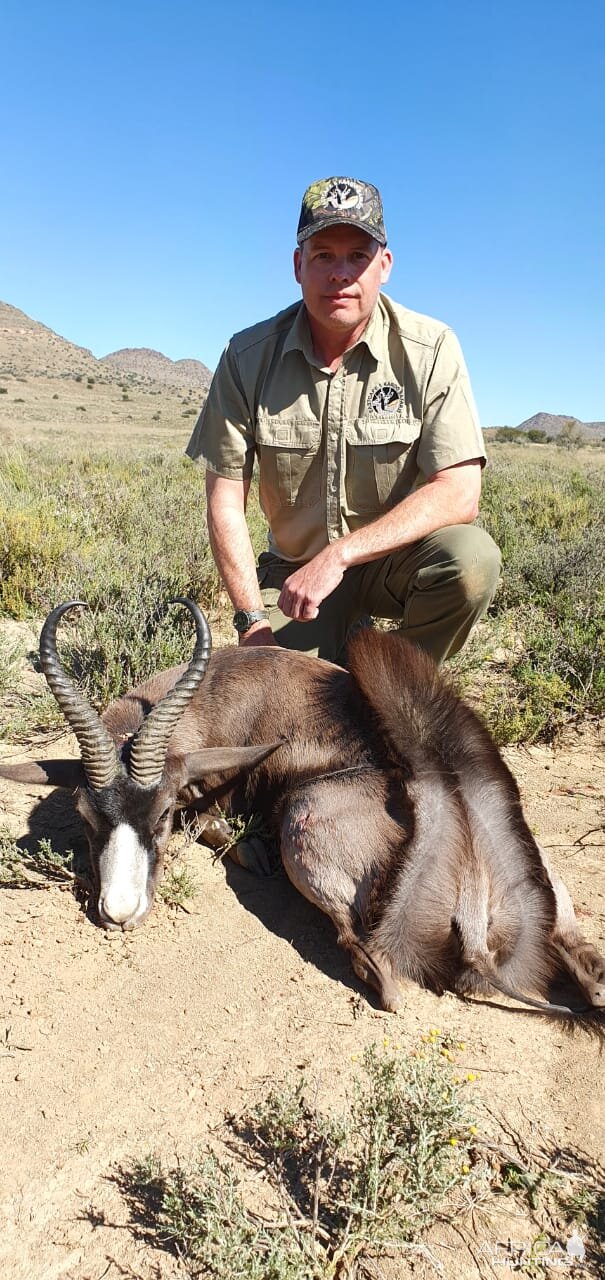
[329,258,352,283]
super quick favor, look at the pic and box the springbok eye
[154,808,171,833]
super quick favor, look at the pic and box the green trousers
[257,524,501,665]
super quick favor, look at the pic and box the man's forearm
[205,471,278,646]
[206,503,265,611]
[337,462,481,570]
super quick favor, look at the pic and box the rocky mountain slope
[99,346,211,389]
[0,301,209,443]
[0,301,211,389]
[0,301,101,380]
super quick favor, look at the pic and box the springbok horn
[39,601,121,791]
[128,598,212,788]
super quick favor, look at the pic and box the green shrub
[0,826,74,887]
[0,445,222,704]
[121,1033,604,1276]
[124,1037,479,1278]
[0,508,72,617]
[473,449,605,741]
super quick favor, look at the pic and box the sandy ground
[0,647,603,1279]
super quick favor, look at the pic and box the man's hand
[278,545,346,621]
[238,622,279,647]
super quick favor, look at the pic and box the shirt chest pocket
[344,417,422,513]
[256,417,322,509]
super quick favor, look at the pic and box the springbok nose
[98,822,149,929]
[99,889,146,929]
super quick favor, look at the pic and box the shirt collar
[360,299,385,362]
[281,303,315,362]
[281,299,385,367]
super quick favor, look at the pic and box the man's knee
[399,524,501,610]
[451,526,501,612]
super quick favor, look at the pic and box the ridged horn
[128,598,212,788]
[39,601,121,791]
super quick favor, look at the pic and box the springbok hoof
[230,836,276,877]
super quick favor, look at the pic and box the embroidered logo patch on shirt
[369,383,402,414]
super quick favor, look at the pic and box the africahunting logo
[370,383,402,414]
[323,180,364,209]
[304,179,365,212]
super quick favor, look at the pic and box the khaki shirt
[186,293,486,563]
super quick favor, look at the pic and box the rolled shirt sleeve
[185,342,256,481]
[417,329,486,478]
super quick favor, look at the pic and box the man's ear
[293,246,302,284]
[380,246,393,285]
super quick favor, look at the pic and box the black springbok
[1,598,603,1020]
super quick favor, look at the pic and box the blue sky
[2,0,604,425]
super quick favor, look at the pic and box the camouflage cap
[296,176,387,246]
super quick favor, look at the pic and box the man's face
[294,225,393,336]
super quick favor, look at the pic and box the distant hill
[0,300,101,380]
[487,412,605,441]
[0,301,212,389]
[0,300,211,442]
[99,347,211,389]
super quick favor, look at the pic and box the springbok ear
[0,760,87,789]
[178,740,286,782]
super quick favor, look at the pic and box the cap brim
[297,215,386,246]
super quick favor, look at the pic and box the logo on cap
[323,180,364,210]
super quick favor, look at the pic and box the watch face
[233,609,268,633]
[233,610,251,633]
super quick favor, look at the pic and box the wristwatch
[233,608,270,635]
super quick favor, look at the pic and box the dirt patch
[0,719,603,1278]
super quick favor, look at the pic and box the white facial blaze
[99,823,149,924]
